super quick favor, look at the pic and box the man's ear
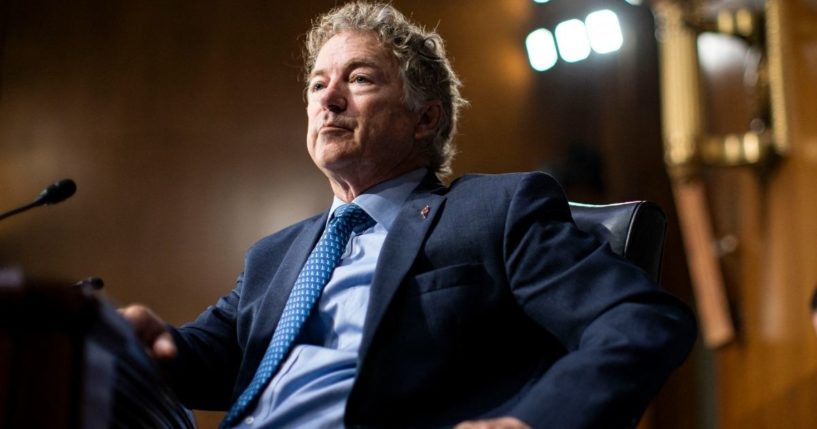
[414,100,443,141]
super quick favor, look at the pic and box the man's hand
[455,417,532,429]
[118,304,177,361]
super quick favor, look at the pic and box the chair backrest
[568,201,667,283]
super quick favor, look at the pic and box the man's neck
[326,163,427,202]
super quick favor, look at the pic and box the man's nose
[320,81,347,113]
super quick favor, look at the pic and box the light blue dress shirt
[233,168,427,428]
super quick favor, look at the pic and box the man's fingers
[152,331,178,360]
[118,304,176,360]
[454,417,532,429]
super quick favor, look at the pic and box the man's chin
[315,152,359,173]
[314,136,356,154]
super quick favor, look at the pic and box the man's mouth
[320,117,354,132]
[321,124,351,132]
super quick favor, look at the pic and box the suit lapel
[241,212,327,384]
[358,180,447,357]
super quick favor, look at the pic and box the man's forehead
[310,31,395,75]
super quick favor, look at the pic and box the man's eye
[351,75,371,84]
[310,82,325,92]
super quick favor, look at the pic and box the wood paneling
[697,0,817,427]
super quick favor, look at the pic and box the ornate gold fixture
[650,0,790,348]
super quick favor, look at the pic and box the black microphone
[0,178,77,222]
[73,276,105,291]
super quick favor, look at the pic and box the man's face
[306,31,426,184]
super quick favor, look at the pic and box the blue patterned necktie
[222,203,375,427]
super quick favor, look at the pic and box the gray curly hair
[304,1,467,180]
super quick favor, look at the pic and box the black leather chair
[568,201,667,283]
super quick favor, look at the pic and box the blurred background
[1,0,815,427]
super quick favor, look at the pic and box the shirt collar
[327,168,427,232]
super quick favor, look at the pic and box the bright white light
[525,28,558,72]
[586,10,623,54]
[554,19,591,63]
[624,0,642,5]
[533,0,550,3]
[697,32,747,74]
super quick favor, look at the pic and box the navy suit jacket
[167,172,696,428]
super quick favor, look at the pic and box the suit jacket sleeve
[503,173,696,427]
[164,274,244,410]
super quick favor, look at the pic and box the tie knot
[331,203,375,234]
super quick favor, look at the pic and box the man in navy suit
[122,2,696,428]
